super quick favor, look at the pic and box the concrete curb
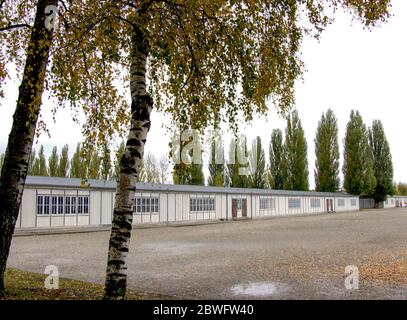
[13,219,231,236]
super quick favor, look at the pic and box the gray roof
[25,176,357,198]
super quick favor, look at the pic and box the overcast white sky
[1,1,406,188]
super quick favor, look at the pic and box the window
[260,198,276,210]
[37,195,45,215]
[50,195,64,215]
[58,196,64,214]
[37,194,89,215]
[134,196,159,213]
[260,198,268,210]
[351,199,357,206]
[190,197,215,212]
[311,198,321,208]
[288,198,301,209]
[338,199,345,207]
[65,196,71,214]
[64,196,77,214]
[51,196,58,214]
[78,196,89,214]
[391,199,394,205]
[44,196,50,214]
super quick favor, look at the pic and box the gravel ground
[7,208,407,299]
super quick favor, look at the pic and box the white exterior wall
[16,184,361,230]
[90,190,101,226]
[383,196,407,208]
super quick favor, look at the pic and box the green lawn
[1,268,168,300]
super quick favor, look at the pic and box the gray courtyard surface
[8,208,407,299]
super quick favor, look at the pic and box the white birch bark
[104,26,153,300]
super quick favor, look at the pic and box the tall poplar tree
[48,146,59,177]
[283,110,309,191]
[227,137,250,188]
[113,142,126,180]
[70,143,82,179]
[33,145,48,177]
[208,140,225,187]
[250,136,266,189]
[58,144,69,177]
[268,129,285,189]
[100,146,112,181]
[369,120,394,204]
[314,109,340,192]
[88,151,101,179]
[188,139,205,186]
[343,110,376,196]
[27,150,36,175]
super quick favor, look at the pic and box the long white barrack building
[11,176,366,230]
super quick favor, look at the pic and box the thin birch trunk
[0,0,57,295]
[104,26,153,300]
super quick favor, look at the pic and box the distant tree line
[0,109,395,204]
[0,142,170,184]
[173,109,395,205]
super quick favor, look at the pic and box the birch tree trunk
[104,26,153,300]
[0,0,57,295]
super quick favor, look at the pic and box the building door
[232,199,238,219]
[326,199,334,213]
[242,199,247,218]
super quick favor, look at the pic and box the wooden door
[242,199,247,217]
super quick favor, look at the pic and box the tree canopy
[0,0,392,146]
[369,120,394,203]
[343,110,376,196]
[314,109,340,192]
[283,110,309,191]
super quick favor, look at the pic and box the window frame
[190,196,216,213]
[133,196,160,214]
[310,198,321,208]
[288,198,301,209]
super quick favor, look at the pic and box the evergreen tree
[249,136,266,189]
[70,143,82,178]
[268,129,285,189]
[343,110,376,196]
[283,110,309,191]
[100,146,112,180]
[58,144,69,177]
[369,120,394,204]
[314,109,340,192]
[48,146,59,177]
[208,140,225,187]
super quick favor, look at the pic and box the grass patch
[1,268,169,300]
